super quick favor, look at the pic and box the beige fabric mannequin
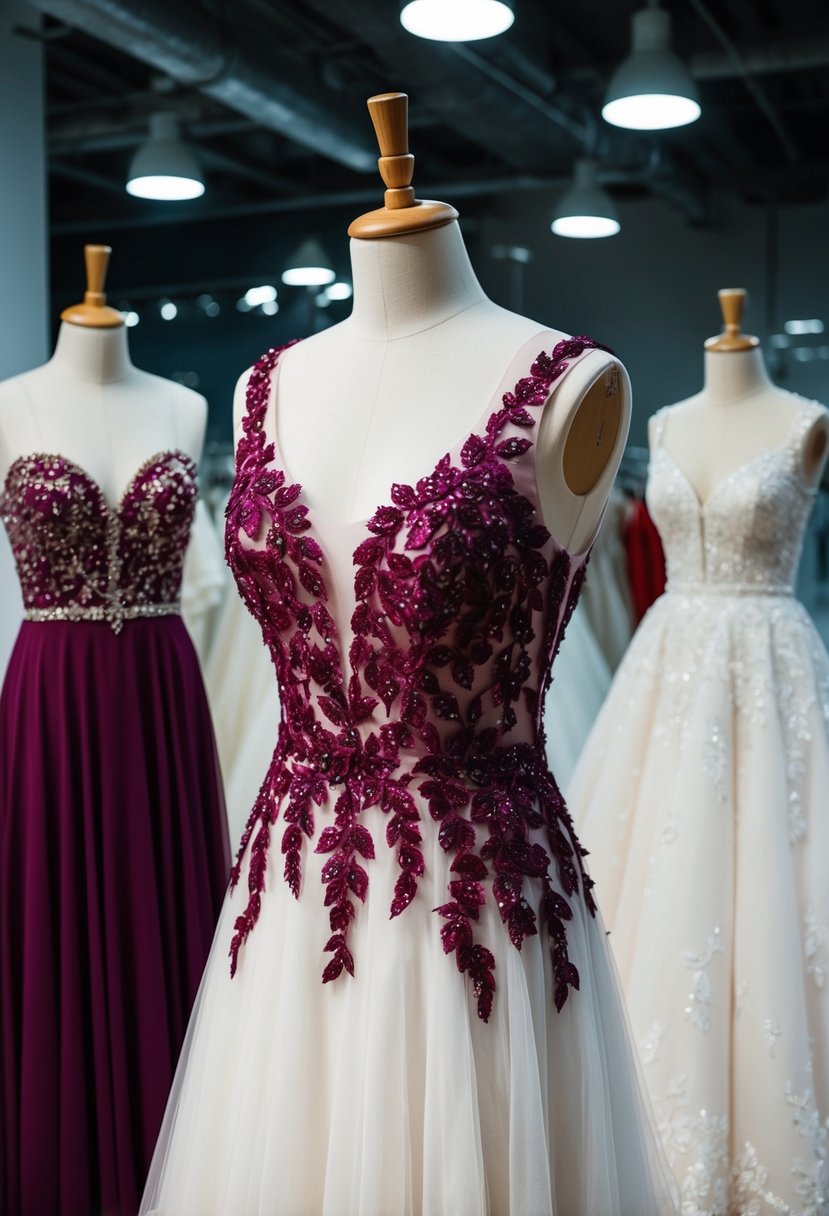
[0,322,206,497]
[234,221,630,556]
[648,344,829,494]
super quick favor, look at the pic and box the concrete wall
[0,0,48,678]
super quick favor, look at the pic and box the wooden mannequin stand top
[60,244,125,329]
[348,93,458,239]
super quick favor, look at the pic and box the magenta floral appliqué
[226,335,610,1019]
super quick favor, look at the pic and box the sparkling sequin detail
[595,397,829,1214]
[648,405,822,595]
[225,336,610,1019]
[0,451,197,633]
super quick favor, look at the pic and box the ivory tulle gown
[570,402,829,1216]
[141,336,677,1216]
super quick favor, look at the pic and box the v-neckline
[257,330,555,530]
[2,449,194,517]
[657,409,806,513]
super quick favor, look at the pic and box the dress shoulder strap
[648,406,669,450]
[786,398,829,480]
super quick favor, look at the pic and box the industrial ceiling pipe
[27,0,377,172]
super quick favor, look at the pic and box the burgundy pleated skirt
[0,617,230,1216]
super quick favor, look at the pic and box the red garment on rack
[623,497,666,624]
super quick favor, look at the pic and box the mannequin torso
[648,346,829,498]
[233,222,630,556]
[0,322,207,505]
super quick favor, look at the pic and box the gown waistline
[23,601,181,633]
[666,581,794,598]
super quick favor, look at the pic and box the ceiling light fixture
[400,0,513,42]
[602,3,700,131]
[127,113,205,201]
[326,281,353,301]
[281,239,335,288]
[244,285,278,307]
[784,319,824,335]
[551,159,620,239]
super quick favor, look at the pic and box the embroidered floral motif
[653,1074,729,1216]
[225,336,608,1018]
[640,1021,663,1065]
[682,927,725,1034]
[804,913,827,991]
[764,1017,783,1058]
[653,1063,829,1215]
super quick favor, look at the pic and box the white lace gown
[569,402,829,1216]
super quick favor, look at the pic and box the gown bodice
[647,402,827,596]
[224,335,616,1020]
[0,450,197,632]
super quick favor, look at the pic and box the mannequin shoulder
[0,372,32,416]
[537,346,631,446]
[148,374,207,460]
[646,393,703,450]
[0,371,45,472]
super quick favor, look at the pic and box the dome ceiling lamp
[551,159,620,239]
[281,239,336,288]
[400,0,514,42]
[126,113,205,201]
[602,1,701,132]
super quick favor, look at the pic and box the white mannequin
[234,221,630,556]
[0,321,206,502]
[648,344,829,499]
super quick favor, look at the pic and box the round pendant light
[602,4,700,131]
[281,238,336,288]
[551,159,620,239]
[400,0,514,42]
[127,113,205,200]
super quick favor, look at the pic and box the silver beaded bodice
[647,402,827,596]
[0,449,197,632]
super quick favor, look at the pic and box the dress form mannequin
[0,244,206,499]
[234,94,630,557]
[648,288,829,494]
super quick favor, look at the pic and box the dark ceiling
[18,0,829,437]
[34,0,829,244]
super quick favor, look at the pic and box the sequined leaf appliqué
[225,336,609,1019]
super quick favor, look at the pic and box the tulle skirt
[570,590,829,1215]
[141,790,677,1215]
[0,618,230,1216]
[204,583,280,850]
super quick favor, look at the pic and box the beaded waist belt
[667,581,794,598]
[23,601,180,634]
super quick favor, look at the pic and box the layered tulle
[142,794,677,1216]
[204,581,280,850]
[570,591,829,1215]
[0,618,230,1216]
[544,601,611,791]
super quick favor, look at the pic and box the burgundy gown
[0,449,230,1216]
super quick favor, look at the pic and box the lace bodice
[0,450,197,631]
[225,336,615,1020]
[647,402,827,595]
